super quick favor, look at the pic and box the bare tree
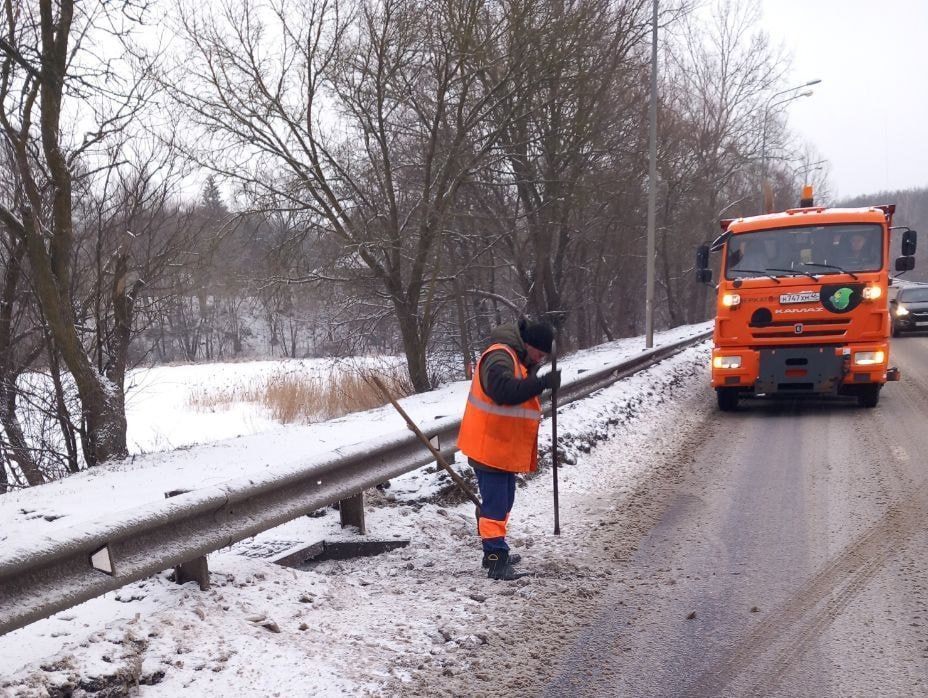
[0,0,156,464]
[658,0,788,324]
[167,0,541,391]
[482,0,658,330]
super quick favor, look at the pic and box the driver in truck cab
[733,237,783,271]
[840,231,880,269]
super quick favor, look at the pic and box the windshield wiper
[801,262,859,280]
[730,269,781,283]
[766,267,819,281]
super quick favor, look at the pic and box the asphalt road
[544,333,928,697]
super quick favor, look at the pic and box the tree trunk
[0,381,44,486]
[453,277,474,379]
[46,338,80,474]
[23,237,129,465]
[0,238,43,485]
[394,304,431,393]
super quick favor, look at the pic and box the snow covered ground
[0,323,712,696]
[124,356,405,454]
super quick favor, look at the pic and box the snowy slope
[0,323,709,550]
[0,323,712,696]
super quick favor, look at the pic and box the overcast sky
[758,0,928,199]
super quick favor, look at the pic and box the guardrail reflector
[90,545,114,575]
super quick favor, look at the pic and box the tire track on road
[748,542,891,696]
[683,480,928,698]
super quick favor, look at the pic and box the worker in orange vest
[457,319,561,580]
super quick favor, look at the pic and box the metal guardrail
[0,329,711,635]
[552,330,712,413]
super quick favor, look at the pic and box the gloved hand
[541,369,561,393]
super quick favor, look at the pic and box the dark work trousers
[474,467,517,553]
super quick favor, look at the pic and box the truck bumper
[711,343,890,395]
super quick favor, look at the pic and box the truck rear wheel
[717,387,740,412]
[857,384,881,408]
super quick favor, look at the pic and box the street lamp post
[759,79,821,212]
[645,0,657,348]
[795,159,827,183]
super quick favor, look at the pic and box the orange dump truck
[694,189,918,411]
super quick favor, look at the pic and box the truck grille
[752,329,847,339]
[751,318,850,340]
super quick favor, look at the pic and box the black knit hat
[519,319,554,353]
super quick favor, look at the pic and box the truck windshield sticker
[830,287,853,310]
[820,283,863,314]
[780,291,820,304]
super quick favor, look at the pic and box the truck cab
[695,191,917,411]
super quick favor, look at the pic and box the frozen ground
[0,324,711,696]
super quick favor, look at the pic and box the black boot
[482,551,521,569]
[484,551,528,581]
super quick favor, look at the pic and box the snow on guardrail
[0,328,712,635]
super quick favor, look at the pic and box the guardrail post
[174,556,210,591]
[165,489,210,590]
[338,492,366,534]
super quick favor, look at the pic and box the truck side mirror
[695,245,712,284]
[696,244,709,269]
[895,255,915,272]
[902,229,917,256]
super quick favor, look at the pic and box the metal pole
[551,339,560,535]
[760,110,770,213]
[759,80,821,213]
[645,0,658,349]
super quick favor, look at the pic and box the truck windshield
[725,224,883,280]
[900,288,928,303]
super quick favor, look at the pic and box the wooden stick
[371,376,482,512]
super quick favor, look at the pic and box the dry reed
[187,364,413,424]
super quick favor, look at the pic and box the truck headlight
[854,351,885,365]
[721,293,741,308]
[862,286,882,301]
[895,303,909,316]
[713,355,742,369]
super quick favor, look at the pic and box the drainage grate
[273,539,411,568]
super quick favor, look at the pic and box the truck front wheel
[717,387,740,412]
[857,384,881,408]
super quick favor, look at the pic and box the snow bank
[0,323,712,695]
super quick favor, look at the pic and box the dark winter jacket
[470,324,549,472]
[478,323,548,406]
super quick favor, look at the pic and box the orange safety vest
[458,344,542,473]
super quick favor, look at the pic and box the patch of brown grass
[187,364,413,424]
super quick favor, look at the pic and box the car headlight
[721,293,741,308]
[713,355,742,369]
[895,303,909,316]
[854,351,885,365]
[862,286,882,301]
